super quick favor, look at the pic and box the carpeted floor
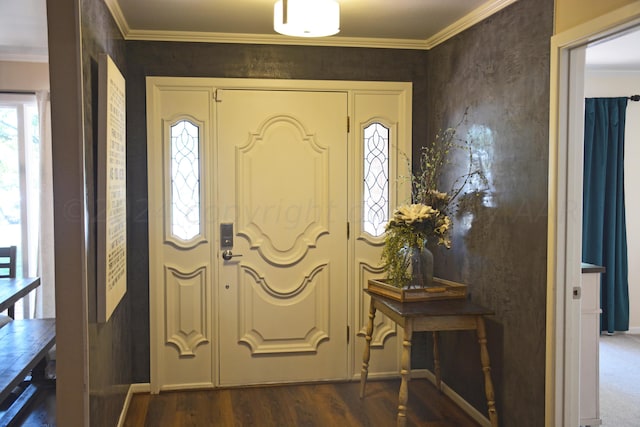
[599,333,640,426]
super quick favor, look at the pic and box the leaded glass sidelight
[170,120,201,240]
[363,122,389,237]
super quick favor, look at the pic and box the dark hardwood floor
[10,379,483,426]
[123,379,482,427]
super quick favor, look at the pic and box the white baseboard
[411,369,491,427]
[350,371,401,382]
[117,383,151,427]
[626,326,640,335]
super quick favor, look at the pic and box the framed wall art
[97,53,127,323]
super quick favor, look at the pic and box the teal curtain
[582,97,629,333]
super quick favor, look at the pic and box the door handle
[222,250,243,261]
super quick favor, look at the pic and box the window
[170,119,201,241]
[363,122,389,237]
[0,94,39,319]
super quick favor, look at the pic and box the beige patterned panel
[164,265,209,356]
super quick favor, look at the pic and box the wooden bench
[0,319,56,426]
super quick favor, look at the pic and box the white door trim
[546,4,640,425]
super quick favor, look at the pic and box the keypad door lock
[220,223,234,247]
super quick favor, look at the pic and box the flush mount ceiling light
[274,0,340,38]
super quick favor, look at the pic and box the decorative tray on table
[367,277,467,302]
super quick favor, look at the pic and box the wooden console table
[359,290,498,427]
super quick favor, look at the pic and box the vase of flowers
[379,113,486,290]
[381,203,450,289]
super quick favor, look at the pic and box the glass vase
[409,244,434,289]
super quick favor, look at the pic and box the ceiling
[108,0,503,49]
[586,29,640,71]
[1,0,640,70]
[0,0,48,62]
[1,0,518,61]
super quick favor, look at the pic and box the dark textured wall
[125,42,429,382]
[81,0,132,425]
[425,0,553,425]
[123,4,552,424]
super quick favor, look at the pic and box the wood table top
[0,277,41,313]
[364,289,494,318]
[0,318,56,403]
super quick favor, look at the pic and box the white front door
[147,78,412,392]
[216,89,348,385]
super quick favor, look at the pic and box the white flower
[393,204,438,224]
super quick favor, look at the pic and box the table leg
[359,300,376,399]
[397,320,413,427]
[432,331,442,391]
[476,316,499,427]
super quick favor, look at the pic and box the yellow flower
[429,190,449,200]
[438,236,452,249]
[434,216,451,235]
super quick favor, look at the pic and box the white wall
[0,61,49,90]
[584,70,640,332]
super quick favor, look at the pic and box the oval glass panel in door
[170,119,201,241]
[363,122,389,237]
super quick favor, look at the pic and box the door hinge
[214,89,222,102]
[347,116,350,133]
[347,222,350,239]
[347,325,350,344]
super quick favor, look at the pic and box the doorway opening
[547,4,640,426]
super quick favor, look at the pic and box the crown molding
[425,0,519,48]
[104,0,130,39]
[106,0,516,51]
[124,29,430,50]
